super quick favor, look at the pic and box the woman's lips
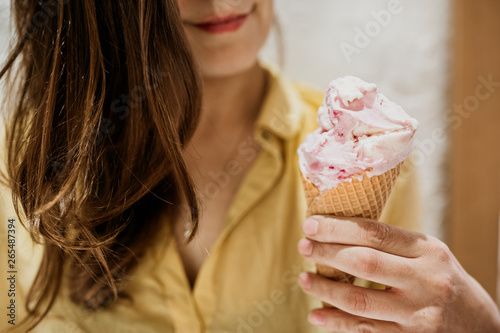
[192,13,249,34]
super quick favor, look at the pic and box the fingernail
[309,312,325,326]
[299,272,311,290]
[302,218,319,236]
[298,238,313,256]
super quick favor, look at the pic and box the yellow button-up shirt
[0,66,420,333]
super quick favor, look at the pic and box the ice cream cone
[302,162,403,219]
[301,162,403,300]
[297,76,418,308]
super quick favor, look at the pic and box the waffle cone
[301,163,403,302]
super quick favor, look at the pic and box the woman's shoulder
[261,63,324,120]
[258,65,324,141]
[290,81,324,113]
[287,80,324,141]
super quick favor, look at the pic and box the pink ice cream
[298,76,419,192]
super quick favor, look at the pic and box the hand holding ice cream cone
[295,76,500,332]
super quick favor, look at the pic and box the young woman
[0,0,499,332]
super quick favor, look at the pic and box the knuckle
[409,307,444,332]
[434,274,458,304]
[426,308,445,330]
[364,221,390,248]
[355,251,380,278]
[314,242,326,260]
[435,241,451,258]
[428,237,452,263]
[326,283,337,303]
[355,321,376,333]
[324,218,336,238]
[346,289,369,315]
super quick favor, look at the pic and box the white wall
[0,0,11,120]
[0,1,9,63]
[261,0,452,239]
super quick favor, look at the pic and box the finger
[299,272,412,323]
[302,215,428,258]
[298,238,417,288]
[308,307,403,333]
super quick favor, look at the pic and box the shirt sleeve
[379,159,422,232]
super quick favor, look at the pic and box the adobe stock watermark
[26,0,70,37]
[177,104,299,224]
[94,67,170,147]
[444,75,500,131]
[49,67,170,178]
[177,134,262,237]
[214,0,242,13]
[402,74,500,177]
[64,267,135,333]
[236,260,311,333]
[340,0,412,64]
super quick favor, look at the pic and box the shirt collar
[254,64,304,141]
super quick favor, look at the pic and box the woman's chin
[198,54,260,79]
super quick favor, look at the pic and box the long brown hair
[0,0,201,330]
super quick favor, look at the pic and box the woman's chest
[174,135,262,285]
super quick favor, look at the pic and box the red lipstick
[194,13,249,34]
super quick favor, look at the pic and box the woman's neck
[197,62,267,136]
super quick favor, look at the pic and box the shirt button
[260,129,272,141]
